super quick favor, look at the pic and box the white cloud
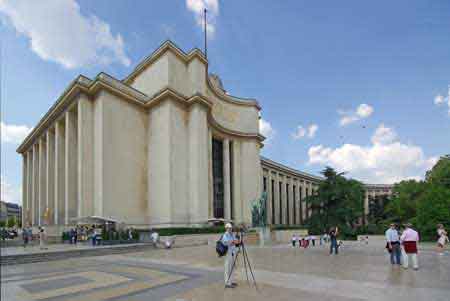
[1,176,21,204]
[339,103,374,126]
[259,118,275,144]
[0,0,130,69]
[1,122,32,144]
[292,124,318,140]
[434,85,450,116]
[186,0,219,37]
[308,124,318,138]
[371,123,397,145]
[434,94,445,105]
[308,124,437,184]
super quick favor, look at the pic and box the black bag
[216,235,228,257]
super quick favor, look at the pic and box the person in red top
[400,223,420,270]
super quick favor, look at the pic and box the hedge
[137,226,225,236]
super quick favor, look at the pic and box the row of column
[262,171,317,225]
[22,97,93,227]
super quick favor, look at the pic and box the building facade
[0,201,22,225]
[17,41,391,231]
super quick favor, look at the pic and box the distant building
[0,201,22,225]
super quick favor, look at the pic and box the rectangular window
[263,176,267,192]
[212,138,224,218]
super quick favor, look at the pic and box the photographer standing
[222,223,240,288]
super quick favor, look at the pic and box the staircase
[0,243,155,266]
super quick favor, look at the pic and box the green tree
[416,185,450,240]
[7,216,16,228]
[425,155,450,189]
[307,167,364,236]
[384,180,426,224]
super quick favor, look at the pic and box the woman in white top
[437,224,448,255]
[39,227,47,250]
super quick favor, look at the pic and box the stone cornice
[206,76,261,110]
[17,72,263,153]
[261,156,324,183]
[16,76,91,153]
[123,40,208,85]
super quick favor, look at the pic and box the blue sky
[1,0,450,204]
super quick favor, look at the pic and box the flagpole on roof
[204,8,208,60]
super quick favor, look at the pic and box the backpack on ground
[216,235,228,257]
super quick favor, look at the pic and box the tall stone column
[26,151,33,226]
[363,190,369,224]
[289,178,295,225]
[46,130,55,225]
[39,137,47,225]
[223,138,231,220]
[231,140,242,222]
[296,181,301,224]
[32,145,38,226]
[188,104,209,224]
[267,172,273,225]
[55,121,66,225]
[78,96,94,218]
[281,176,287,225]
[273,173,280,224]
[22,154,28,227]
[65,110,78,225]
[308,182,313,218]
[301,182,307,222]
[208,128,214,218]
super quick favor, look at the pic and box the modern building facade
[0,201,22,225]
[17,41,392,231]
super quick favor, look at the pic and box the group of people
[290,227,341,255]
[385,223,449,270]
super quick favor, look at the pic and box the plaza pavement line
[98,255,449,301]
[245,269,449,301]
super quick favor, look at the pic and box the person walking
[400,223,419,270]
[291,234,298,247]
[222,223,240,288]
[437,224,448,255]
[385,223,401,265]
[22,226,30,247]
[329,227,339,255]
[39,226,47,250]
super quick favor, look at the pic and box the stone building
[17,41,392,231]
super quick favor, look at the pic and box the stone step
[0,244,154,265]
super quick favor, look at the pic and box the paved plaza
[2,241,449,301]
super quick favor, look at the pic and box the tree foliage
[425,155,450,189]
[306,167,364,237]
[364,155,450,240]
[7,216,16,228]
[416,184,450,240]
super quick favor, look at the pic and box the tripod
[226,231,258,290]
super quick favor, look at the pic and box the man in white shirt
[385,223,401,265]
[151,230,159,247]
[222,223,240,288]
